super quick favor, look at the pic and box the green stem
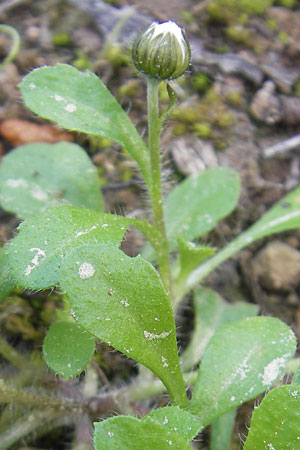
[0,379,83,413]
[126,370,197,403]
[0,334,32,370]
[147,77,172,295]
[0,408,81,449]
[0,25,20,70]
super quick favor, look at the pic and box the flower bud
[132,21,191,80]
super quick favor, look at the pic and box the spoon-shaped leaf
[59,243,187,407]
[0,142,103,219]
[189,317,296,429]
[6,206,127,290]
[0,248,15,302]
[180,288,259,372]
[43,321,95,379]
[143,406,201,441]
[93,416,192,450]
[20,64,151,187]
[244,384,300,450]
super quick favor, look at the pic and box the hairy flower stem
[147,77,172,296]
[0,379,83,413]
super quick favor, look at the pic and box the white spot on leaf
[64,103,77,112]
[75,225,97,237]
[54,93,64,101]
[31,185,48,201]
[29,83,36,89]
[6,178,28,188]
[24,248,46,276]
[161,356,169,367]
[144,330,171,341]
[263,356,287,386]
[120,299,130,307]
[78,262,95,279]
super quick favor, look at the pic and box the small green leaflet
[20,64,151,187]
[177,237,215,277]
[43,321,95,379]
[93,416,192,450]
[58,243,186,407]
[6,206,127,290]
[142,168,240,260]
[189,317,296,429]
[0,142,103,219]
[180,288,259,372]
[244,384,300,450]
[0,248,15,302]
[143,406,200,441]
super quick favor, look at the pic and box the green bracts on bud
[132,21,191,81]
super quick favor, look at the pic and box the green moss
[277,31,289,43]
[72,50,92,70]
[207,0,273,24]
[266,18,278,31]
[171,87,235,142]
[215,44,230,53]
[216,112,234,127]
[102,44,130,67]
[193,122,213,139]
[173,123,188,135]
[226,91,243,107]
[275,0,296,7]
[226,25,251,44]
[294,79,300,97]
[52,33,71,46]
[192,73,212,93]
[118,80,140,99]
[179,10,195,24]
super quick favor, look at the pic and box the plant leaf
[246,184,300,238]
[183,184,300,295]
[165,168,240,246]
[93,416,192,450]
[243,384,300,450]
[180,288,259,372]
[59,243,186,406]
[0,248,15,303]
[43,321,95,379]
[143,168,240,259]
[143,406,200,441]
[189,317,296,429]
[177,237,215,276]
[0,142,103,219]
[6,206,127,290]
[20,64,151,187]
[210,410,236,450]
[292,361,300,385]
